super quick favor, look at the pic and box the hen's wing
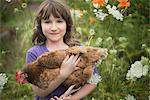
[37,50,66,69]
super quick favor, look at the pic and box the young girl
[26,0,101,99]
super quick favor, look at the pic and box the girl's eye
[57,20,64,23]
[44,21,51,23]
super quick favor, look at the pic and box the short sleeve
[87,65,102,84]
[26,52,37,64]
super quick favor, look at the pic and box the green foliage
[0,0,150,99]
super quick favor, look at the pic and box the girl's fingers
[68,54,80,63]
[73,54,80,62]
[65,54,79,63]
[54,96,61,100]
[63,54,79,63]
[63,55,70,63]
[65,55,74,62]
[75,56,81,66]
[75,67,80,70]
[60,95,71,100]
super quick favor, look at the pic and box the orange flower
[92,0,106,8]
[117,0,130,8]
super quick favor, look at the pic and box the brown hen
[16,46,107,89]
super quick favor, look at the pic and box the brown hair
[32,0,80,46]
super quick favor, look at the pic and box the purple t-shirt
[26,45,99,100]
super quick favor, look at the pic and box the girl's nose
[51,22,57,31]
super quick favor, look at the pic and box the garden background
[0,0,150,100]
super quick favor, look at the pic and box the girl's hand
[50,95,72,100]
[60,54,81,78]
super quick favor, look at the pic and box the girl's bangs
[40,4,63,20]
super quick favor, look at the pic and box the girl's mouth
[49,33,59,35]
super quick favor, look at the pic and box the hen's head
[16,71,28,84]
[86,47,108,62]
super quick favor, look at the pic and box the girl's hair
[32,0,80,47]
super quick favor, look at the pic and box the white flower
[85,0,90,2]
[22,3,27,8]
[142,65,149,76]
[106,36,112,42]
[126,61,149,80]
[142,44,147,48]
[94,9,108,21]
[106,4,111,9]
[93,9,97,13]
[110,49,117,55]
[141,56,149,65]
[148,95,150,100]
[95,37,103,46]
[119,37,127,42]
[5,0,11,2]
[125,94,136,100]
[106,5,123,21]
[0,73,8,92]
[16,27,19,31]
[89,29,95,35]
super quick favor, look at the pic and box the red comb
[16,71,20,81]
[16,71,28,84]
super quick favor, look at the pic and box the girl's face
[41,15,67,43]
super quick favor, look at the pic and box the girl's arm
[32,73,68,97]
[71,83,96,100]
[32,55,81,97]
[51,83,96,100]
